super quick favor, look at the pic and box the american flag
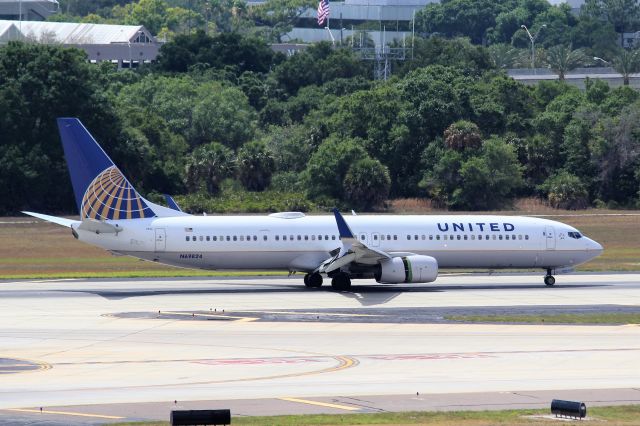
[317,0,330,26]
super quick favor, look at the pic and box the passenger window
[471,235,475,240]
[518,235,522,240]
[247,235,251,241]
[206,236,210,241]
[332,235,336,240]
[450,235,454,240]
[415,235,418,240]
[429,235,433,240]
[297,235,302,241]
[407,235,411,240]
[276,235,280,241]
[525,235,529,240]
[325,235,329,240]
[361,235,366,241]
[304,235,308,241]
[457,235,461,240]
[233,236,237,241]
[262,235,266,241]
[254,236,258,241]
[311,235,315,240]
[240,236,245,241]
[394,235,398,240]
[436,235,440,240]
[283,235,287,241]
[478,235,482,240]
[422,235,425,240]
[199,236,203,241]
[492,235,496,240]
[464,235,468,240]
[443,235,447,240]
[290,235,294,240]
[226,236,230,241]
[213,236,217,241]
[374,235,378,240]
[185,236,189,241]
[499,235,503,240]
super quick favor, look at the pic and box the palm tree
[610,48,640,85]
[237,141,275,192]
[185,142,235,194]
[488,44,524,69]
[545,44,588,81]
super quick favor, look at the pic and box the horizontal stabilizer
[22,211,80,228]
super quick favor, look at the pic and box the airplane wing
[315,209,391,274]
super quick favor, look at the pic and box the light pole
[521,24,546,69]
[593,56,610,66]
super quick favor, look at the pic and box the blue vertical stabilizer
[57,118,156,220]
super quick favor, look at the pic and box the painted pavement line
[279,397,360,411]
[5,408,124,419]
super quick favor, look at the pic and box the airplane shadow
[66,283,608,306]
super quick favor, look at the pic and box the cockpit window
[568,231,582,239]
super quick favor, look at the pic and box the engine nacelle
[375,255,438,284]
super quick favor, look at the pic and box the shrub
[539,171,589,209]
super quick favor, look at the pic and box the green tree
[237,141,275,191]
[253,0,315,42]
[581,0,640,34]
[191,84,256,148]
[156,31,278,74]
[273,43,369,96]
[610,48,640,85]
[415,0,511,44]
[185,142,235,194]
[343,158,391,211]
[444,120,482,151]
[544,44,588,80]
[421,138,522,210]
[0,42,120,214]
[539,171,589,209]
[303,136,368,202]
[488,44,524,69]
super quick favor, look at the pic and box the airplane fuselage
[74,214,603,274]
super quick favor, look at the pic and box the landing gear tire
[544,275,556,286]
[305,273,323,288]
[331,272,351,291]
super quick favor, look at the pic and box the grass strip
[110,404,640,425]
[445,313,640,325]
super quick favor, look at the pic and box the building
[285,0,586,47]
[0,20,161,67]
[0,0,59,21]
[287,0,436,47]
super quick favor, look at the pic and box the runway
[0,273,639,424]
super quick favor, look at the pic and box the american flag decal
[317,0,329,26]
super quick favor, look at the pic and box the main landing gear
[304,272,323,288]
[331,272,351,291]
[544,269,556,286]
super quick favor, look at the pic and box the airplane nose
[588,239,603,254]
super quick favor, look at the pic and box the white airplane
[24,118,603,290]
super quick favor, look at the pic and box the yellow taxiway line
[5,408,124,419]
[279,397,360,411]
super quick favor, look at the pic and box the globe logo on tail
[81,166,155,220]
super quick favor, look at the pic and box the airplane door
[545,226,556,250]
[155,228,166,252]
[371,232,380,247]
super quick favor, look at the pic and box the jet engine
[375,255,438,284]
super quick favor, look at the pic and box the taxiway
[0,273,639,424]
